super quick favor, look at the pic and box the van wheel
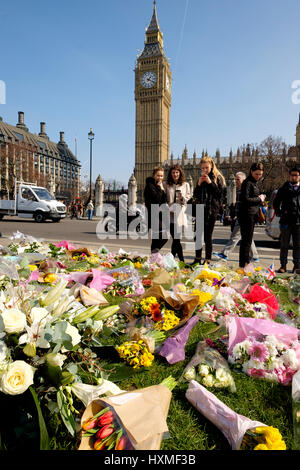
[34,212,45,223]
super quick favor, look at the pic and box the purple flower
[212,277,225,287]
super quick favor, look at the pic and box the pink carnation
[248,368,266,378]
[248,342,269,362]
[274,367,295,386]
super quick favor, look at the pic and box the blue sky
[0,0,299,186]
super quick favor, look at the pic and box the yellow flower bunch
[44,273,57,284]
[194,268,222,283]
[116,340,154,368]
[154,309,180,331]
[191,290,212,307]
[254,426,286,451]
[140,296,159,313]
[87,255,100,265]
[134,261,143,269]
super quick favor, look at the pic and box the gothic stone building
[0,111,81,202]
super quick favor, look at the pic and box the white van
[0,182,67,223]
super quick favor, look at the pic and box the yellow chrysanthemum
[44,273,57,284]
[155,309,180,331]
[192,290,212,307]
[134,262,143,269]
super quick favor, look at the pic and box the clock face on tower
[141,71,157,88]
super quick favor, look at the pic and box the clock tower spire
[134,1,172,200]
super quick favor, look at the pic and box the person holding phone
[238,162,266,269]
[144,167,168,254]
[164,164,191,262]
[191,156,226,265]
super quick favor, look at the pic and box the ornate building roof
[146,1,160,33]
[0,112,80,166]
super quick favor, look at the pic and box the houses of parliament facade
[134,2,300,199]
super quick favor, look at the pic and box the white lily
[71,380,124,407]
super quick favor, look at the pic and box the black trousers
[170,222,184,262]
[280,223,300,267]
[239,213,256,267]
[195,215,217,261]
[150,231,168,254]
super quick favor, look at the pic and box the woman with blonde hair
[164,164,191,262]
[191,156,226,265]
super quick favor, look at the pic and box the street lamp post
[88,128,95,201]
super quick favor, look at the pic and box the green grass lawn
[44,317,294,451]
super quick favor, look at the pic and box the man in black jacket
[273,167,300,274]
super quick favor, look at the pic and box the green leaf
[57,388,76,437]
[29,386,50,450]
[43,363,62,388]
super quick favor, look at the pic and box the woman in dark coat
[238,162,266,268]
[192,156,226,265]
[144,167,168,254]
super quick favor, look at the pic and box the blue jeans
[88,209,93,220]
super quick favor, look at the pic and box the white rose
[30,307,49,326]
[46,352,67,368]
[215,367,228,382]
[198,364,210,377]
[202,374,215,387]
[1,308,27,334]
[184,367,197,381]
[282,349,299,370]
[0,360,35,395]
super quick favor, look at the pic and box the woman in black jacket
[192,156,226,265]
[144,167,168,254]
[238,162,266,268]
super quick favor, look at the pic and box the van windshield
[33,188,55,201]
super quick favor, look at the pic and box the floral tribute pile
[0,231,299,450]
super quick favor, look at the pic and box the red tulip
[94,438,107,450]
[96,424,114,440]
[115,435,128,450]
[82,417,98,431]
[98,411,114,426]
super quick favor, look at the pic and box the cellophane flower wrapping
[227,316,300,385]
[159,315,200,364]
[242,283,279,319]
[181,341,236,393]
[185,380,266,450]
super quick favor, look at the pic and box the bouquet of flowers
[186,380,286,450]
[103,267,144,297]
[135,296,181,331]
[81,404,135,450]
[182,341,236,392]
[79,380,174,451]
[227,317,300,385]
[240,426,286,450]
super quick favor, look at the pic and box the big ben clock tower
[134,1,172,199]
